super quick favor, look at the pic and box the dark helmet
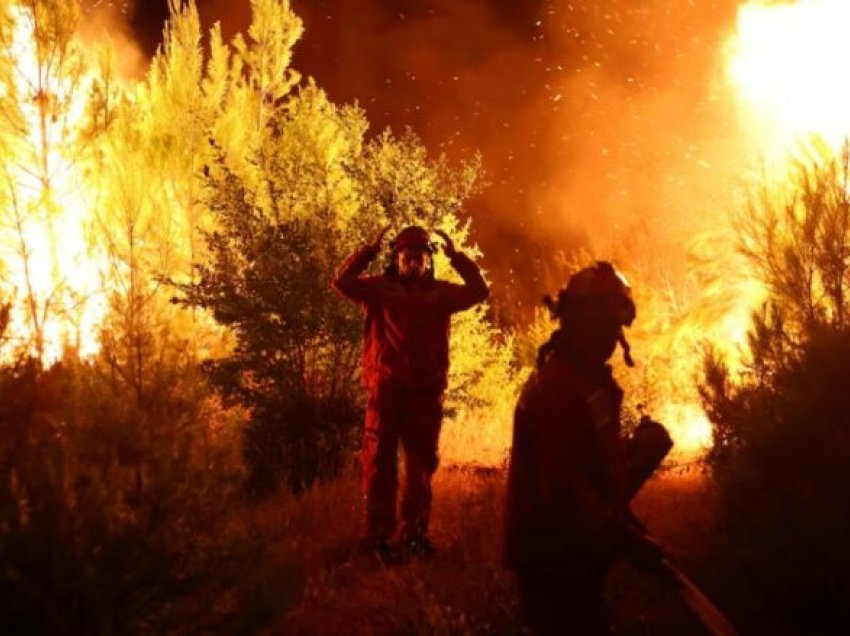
[390,226,435,254]
[384,225,436,279]
[546,261,636,327]
[544,261,636,367]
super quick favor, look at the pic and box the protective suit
[332,226,488,548]
[504,261,656,635]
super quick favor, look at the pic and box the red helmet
[390,226,434,254]
[549,261,636,326]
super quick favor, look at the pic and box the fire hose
[657,557,740,636]
[626,417,740,636]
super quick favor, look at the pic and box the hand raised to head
[369,225,392,253]
[433,229,458,258]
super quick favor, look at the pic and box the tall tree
[0,0,92,360]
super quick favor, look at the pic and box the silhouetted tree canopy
[701,140,850,633]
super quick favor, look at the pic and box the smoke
[107,0,755,314]
[287,1,752,311]
[537,1,749,278]
[78,1,145,77]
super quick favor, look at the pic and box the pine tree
[698,139,850,632]
[0,0,91,361]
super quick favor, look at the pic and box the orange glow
[0,0,834,470]
[657,402,713,458]
[0,4,106,361]
[645,0,850,462]
[726,0,850,159]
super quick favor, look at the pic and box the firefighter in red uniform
[332,225,488,558]
[504,261,663,635]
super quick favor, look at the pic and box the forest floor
[264,463,723,635]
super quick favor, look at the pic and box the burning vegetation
[1,0,850,632]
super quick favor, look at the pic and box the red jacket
[504,347,629,569]
[331,245,488,393]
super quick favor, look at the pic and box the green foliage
[175,130,363,493]
[171,83,372,494]
[157,0,518,489]
[174,76,516,487]
[700,140,850,632]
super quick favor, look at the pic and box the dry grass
[261,462,722,635]
[268,466,518,635]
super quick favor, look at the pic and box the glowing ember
[727,0,850,158]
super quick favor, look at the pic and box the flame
[656,402,713,457]
[726,0,850,159]
[641,0,850,463]
[0,0,835,470]
[0,4,106,361]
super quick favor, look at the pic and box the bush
[700,140,850,632]
[175,84,512,489]
[0,350,293,633]
[177,134,365,493]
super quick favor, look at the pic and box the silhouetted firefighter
[504,262,739,636]
[332,225,488,560]
[504,261,651,634]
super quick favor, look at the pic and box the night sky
[123,1,744,316]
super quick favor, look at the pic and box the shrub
[700,140,850,632]
[0,347,293,633]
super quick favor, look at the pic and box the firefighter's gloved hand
[369,225,392,254]
[626,508,648,534]
[433,229,458,258]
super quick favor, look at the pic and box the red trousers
[361,386,443,541]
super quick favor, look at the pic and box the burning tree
[0,0,101,361]
[0,1,322,629]
[700,140,850,632]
